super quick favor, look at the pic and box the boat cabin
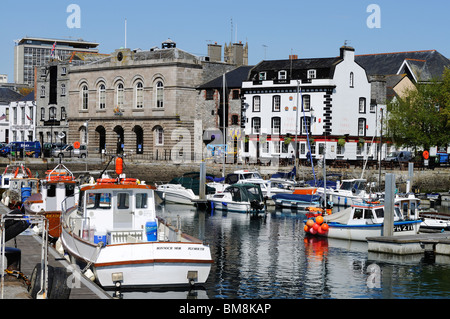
[74,183,156,244]
[225,170,263,184]
[327,202,404,225]
[222,183,264,203]
[336,179,367,193]
[0,163,33,189]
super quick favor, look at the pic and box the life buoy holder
[97,178,116,184]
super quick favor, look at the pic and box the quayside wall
[1,158,449,193]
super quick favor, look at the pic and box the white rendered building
[241,46,379,163]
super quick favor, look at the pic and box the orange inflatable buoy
[74,141,81,149]
[115,157,123,175]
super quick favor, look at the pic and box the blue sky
[1,0,449,82]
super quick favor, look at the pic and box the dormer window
[278,70,287,80]
[307,69,316,79]
[258,72,266,81]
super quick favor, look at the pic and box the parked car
[52,144,88,158]
[385,151,412,162]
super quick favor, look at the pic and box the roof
[197,65,254,89]
[355,50,450,81]
[17,36,99,48]
[0,88,24,103]
[20,91,35,102]
[247,57,342,81]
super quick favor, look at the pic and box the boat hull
[61,227,213,288]
[155,189,197,205]
[209,199,253,213]
[272,193,321,209]
[318,220,422,241]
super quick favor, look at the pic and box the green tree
[386,68,450,151]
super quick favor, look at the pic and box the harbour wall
[2,158,449,193]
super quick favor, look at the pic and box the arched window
[81,85,88,110]
[99,84,106,109]
[156,81,164,108]
[135,81,144,108]
[116,83,124,108]
[49,106,57,120]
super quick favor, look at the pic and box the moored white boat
[327,178,378,206]
[155,172,226,205]
[305,200,422,241]
[60,161,213,289]
[208,183,265,214]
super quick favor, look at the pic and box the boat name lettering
[188,247,205,251]
[157,246,182,250]
[394,224,414,232]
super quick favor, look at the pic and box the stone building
[67,40,237,160]
[35,52,109,146]
[196,65,253,161]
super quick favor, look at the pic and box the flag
[0,114,5,121]
[50,41,56,58]
[26,114,32,122]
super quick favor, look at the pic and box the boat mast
[222,73,226,178]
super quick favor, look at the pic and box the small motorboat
[208,183,265,214]
[305,200,422,241]
[155,172,222,205]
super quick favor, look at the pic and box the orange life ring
[97,178,116,184]
[74,141,81,149]
[121,178,137,185]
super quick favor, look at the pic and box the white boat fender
[4,196,9,206]
[55,239,64,255]
[84,269,96,282]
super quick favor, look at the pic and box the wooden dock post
[383,173,395,237]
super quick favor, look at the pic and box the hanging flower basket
[284,137,292,145]
[337,138,346,147]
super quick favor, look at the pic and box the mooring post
[199,162,206,200]
[383,173,395,237]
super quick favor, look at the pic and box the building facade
[0,87,25,142]
[35,52,109,146]
[196,66,252,161]
[241,46,376,162]
[14,37,99,85]
[9,92,36,142]
[67,40,236,160]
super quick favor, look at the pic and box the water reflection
[111,201,450,299]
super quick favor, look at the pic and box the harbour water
[112,201,450,299]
